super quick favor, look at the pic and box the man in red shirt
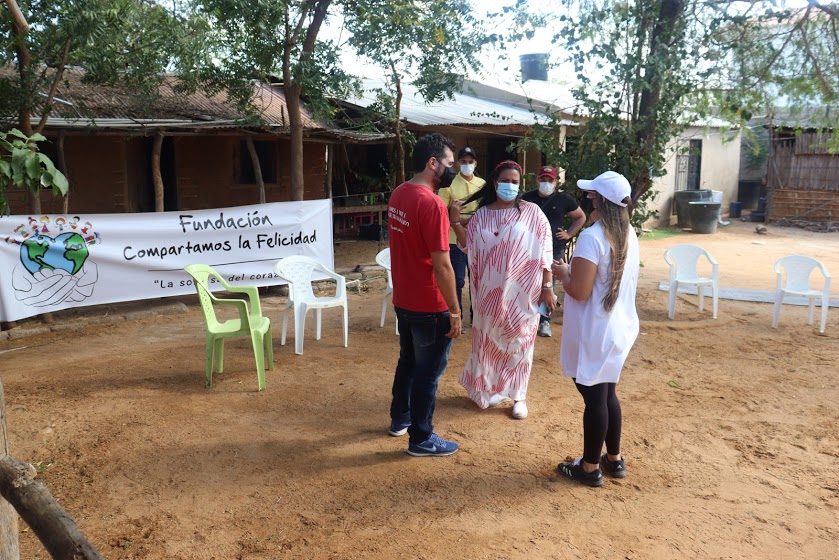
[387,133,462,457]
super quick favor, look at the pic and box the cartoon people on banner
[5,215,101,308]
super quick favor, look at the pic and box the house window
[238,140,276,184]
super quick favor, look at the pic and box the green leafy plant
[0,128,68,215]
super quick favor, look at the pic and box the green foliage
[516,0,838,230]
[0,129,68,215]
[0,0,198,126]
[183,0,359,123]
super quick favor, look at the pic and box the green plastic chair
[184,264,274,391]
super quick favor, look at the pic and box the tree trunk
[57,133,69,214]
[245,136,266,204]
[631,0,684,211]
[284,0,331,202]
[393,75,405,186]
[0,379,20,560]
[0,456,103,560]
[152,133,164,212]
[286,84,306,201]
[14,34,40,214]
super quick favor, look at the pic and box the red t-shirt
[388,182,450,312]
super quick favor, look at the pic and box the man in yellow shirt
[437,146,486,325]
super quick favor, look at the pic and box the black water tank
[520,53,548,82]
[674,190,712,228]
[689,202,721,234]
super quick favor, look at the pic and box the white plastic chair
[375,248,398,335]
[663,244,719,320]
[274,256,349,355]
[772,255,830,334]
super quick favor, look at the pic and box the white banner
[0,200,334,322]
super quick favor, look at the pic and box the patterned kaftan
[459,201,553,407]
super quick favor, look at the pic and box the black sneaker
[557,459,603,487]
[600,454,626,478]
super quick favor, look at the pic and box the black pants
[574,381,622,465]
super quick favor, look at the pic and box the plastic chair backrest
[185,264,222,326]
[274,255,326,300]
[375,248,392,289]
[664,244,711,279]
[775,255,827,292]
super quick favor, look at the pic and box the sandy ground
[2,220,838,559]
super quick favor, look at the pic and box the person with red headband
[448,160,554,420]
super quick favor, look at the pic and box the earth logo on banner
[6,215,101,308]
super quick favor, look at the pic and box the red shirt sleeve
[420,195,450,253]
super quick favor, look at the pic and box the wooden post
[245,136,266,204]
[325,144,333,199]
[0,379,20,560]
[152,133,164,212]
[341,143,350,197]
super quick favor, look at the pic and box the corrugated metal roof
[10,67,324,130]
[343,78,575,127]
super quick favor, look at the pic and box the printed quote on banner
[0,200,334,322]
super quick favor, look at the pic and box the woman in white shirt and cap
[551,171,640,487]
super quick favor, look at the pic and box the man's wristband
[450,220,461,226]
[449,312,460,319]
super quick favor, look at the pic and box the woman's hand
[551,259,569,281]
[449,199,464,223]
[539,287,557,314]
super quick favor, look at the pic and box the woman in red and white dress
[449,160,554,419]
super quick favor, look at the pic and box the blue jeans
[449,244,471,321]
[390,307,454,444]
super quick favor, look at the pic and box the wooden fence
[766,133,839,221]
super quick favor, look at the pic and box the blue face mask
[496,182,519,202]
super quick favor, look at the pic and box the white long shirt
[560,221,640,386]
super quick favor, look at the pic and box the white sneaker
[487,393,511,407]
[512,401,528,419]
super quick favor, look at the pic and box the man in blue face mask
[522,165,587,337]
[437,147,486,329]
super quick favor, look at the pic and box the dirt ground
[3,220,838,559]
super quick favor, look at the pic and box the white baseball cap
[577,171,631,207]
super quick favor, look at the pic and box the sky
[321,0,570,91]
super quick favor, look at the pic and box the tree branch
[3,0,29,33]
[0,457,103,560]
[291,0,316,48]
[34,37,72,134]
[797,15,835,97]
[807,0,838,17]
[300,0,330,62]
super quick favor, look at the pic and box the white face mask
[460,163,476,176]
[538,181,555,195]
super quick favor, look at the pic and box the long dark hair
[465,160,523,211]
